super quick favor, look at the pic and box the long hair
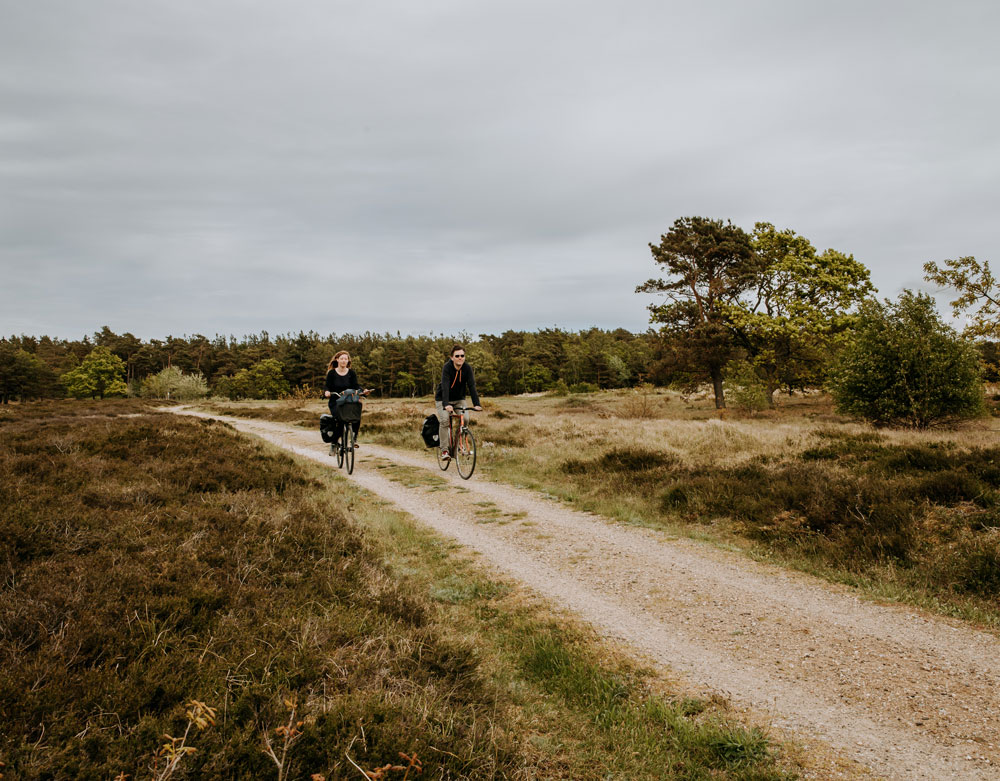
[327,350,351,371]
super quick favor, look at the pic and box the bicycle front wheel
[345,425,356,474]
[455,427,476,479]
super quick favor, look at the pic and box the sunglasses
[454,354,465,358]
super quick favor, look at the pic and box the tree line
[2,216,995,429]
[0,326,667,403]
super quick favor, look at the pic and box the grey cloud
[2,0,998,338]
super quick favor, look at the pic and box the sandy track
[174,410,999,780]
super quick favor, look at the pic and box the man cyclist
[435,344,482,460]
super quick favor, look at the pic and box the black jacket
[325,369,359,395]
[435,360,480,406]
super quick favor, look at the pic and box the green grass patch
[346,477,804,780]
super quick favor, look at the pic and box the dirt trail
[175,410,1000,780]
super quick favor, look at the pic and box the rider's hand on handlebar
[473,405,482,411]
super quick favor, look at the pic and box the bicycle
[437,405,478,479]
[328,389,370,475]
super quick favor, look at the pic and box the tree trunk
[766,382,778,409]
[710,365,726,409]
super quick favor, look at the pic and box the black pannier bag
[336,401,363,424]
[421,413,439,448]
[319,414,337,443]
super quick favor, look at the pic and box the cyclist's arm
[441,362,453,409]
[467,364,481,408]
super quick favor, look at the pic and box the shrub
[140,366,209,400]
[568,382,599,394]
[828,291,986,428]
[912,470,991,506]
[724,359,770,413]
[547,379,570,396]
[563,448,675,475]
[958,544,1000,595]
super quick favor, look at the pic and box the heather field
[1,399,803,780]
[223,388,1000,629]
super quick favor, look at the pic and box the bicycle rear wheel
[345,425,356,474]
[455,427,476,479]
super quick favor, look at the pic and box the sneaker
[353,443,360,449]
[440,449,450,460]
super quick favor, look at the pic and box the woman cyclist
[324,350,370,448]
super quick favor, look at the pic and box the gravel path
[175,411,1000,780]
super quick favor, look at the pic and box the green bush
[724,359,770,413]
[547,378,570,396]
[140,366,209,400]
[828,291,986,428]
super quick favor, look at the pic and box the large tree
[637,217,756,408]
[60,346,128,399]
[639,218,874,407]
[725,223,874,402]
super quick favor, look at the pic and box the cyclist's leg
[328,399,341,444]
[351,418,360,447]
[435,399,450,454]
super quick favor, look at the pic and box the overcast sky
[2,0,997,341]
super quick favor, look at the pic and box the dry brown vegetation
[1,399,802,780]
[1,400,522,778]
[322,387,1000,628]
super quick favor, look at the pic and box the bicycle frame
[439,405,477,479]
[445,407,471,452]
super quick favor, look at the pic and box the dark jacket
[325,369,361,421]
[325,368,360,395]
[435,360,480,406]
